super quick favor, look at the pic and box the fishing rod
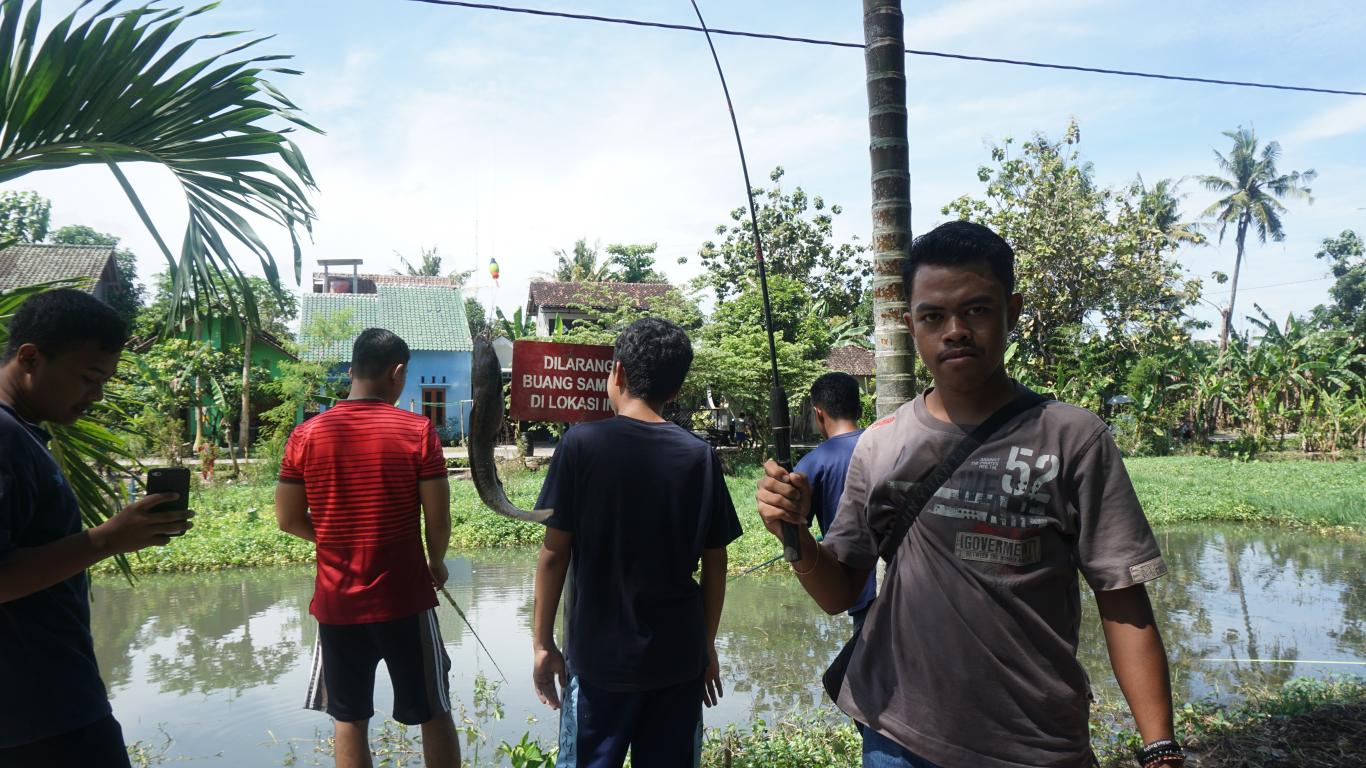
[688,0,802,563]
[729,534,828,582]
[439,586,509,684]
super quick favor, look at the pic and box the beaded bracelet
[1136,738,1186,768]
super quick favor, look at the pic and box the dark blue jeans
[861,727,941,768]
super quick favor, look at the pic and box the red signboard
[509,340,615,423]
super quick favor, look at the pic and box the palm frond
[0,0,319,331]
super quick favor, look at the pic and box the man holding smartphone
[0,289,194,768]
[275,328,460,768]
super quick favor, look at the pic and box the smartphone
[145,467,191,535]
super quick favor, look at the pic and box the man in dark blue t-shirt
[794,372,874,630]
[531,318,743,768]
[0,290,193,768]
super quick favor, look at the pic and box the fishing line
[1203,658,1366,666]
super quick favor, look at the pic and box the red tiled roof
[527,280,672,313]
[825,345,875,377]
[311,272,462,294]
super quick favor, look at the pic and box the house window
[422,387,447,428]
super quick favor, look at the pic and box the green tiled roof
[300,285,472,360]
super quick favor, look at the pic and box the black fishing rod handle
[770,386,802,563]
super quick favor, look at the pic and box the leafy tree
[942,121,1201,383]
[548,239,613,282]
[555,285,704,346]
[694,166,869,319]
[1311,230,1365,338]
[49,224,143,326]
[1198,127,1315,352]
[605,243,665,282]
[137,273,297,341]
[259,309,357,471]
[0,189,48,243]
[465,295,491,338]
[703,276,828,361]
[138,271,298,453]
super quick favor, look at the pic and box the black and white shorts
[305,608,452,725]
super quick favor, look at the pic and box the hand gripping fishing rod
[689,0,802,563]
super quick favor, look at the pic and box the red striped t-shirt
[280,399,447,624]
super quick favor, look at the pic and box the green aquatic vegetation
[1126,456,1366,531]
[97,456,1363,576]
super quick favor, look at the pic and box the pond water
[90,526,1365,765]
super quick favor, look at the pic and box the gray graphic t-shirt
[823,389,1166,768]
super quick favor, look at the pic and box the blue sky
[19,0,1366,338]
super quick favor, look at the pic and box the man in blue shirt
[0,289,193,768]
[794,372,873,630]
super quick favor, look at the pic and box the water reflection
[90,526,1363,765]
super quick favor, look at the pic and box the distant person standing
[275,328,460,768]
[0,289,193,768]
[734,411,751,448]
[794,373,874,630]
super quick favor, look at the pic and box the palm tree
[1134,176,1204,245]
[863,0,915,415]
[0,0,318,557]
[1198,127,1315,352]
[396,246,443,276]
[549,238,612,282]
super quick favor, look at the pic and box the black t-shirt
[536,415,743,691]
[0,402,111,747]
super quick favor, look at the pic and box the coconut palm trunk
[864,0,915,416]
[239,327,253,456]
[1218,217,1250,353]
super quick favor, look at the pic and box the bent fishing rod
[439,586,509,684]
[689,0,802,563]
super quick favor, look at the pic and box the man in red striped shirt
[275,328,459,768]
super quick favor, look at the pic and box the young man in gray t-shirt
[757,221,1185,768]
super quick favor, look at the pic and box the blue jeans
[861,727,941,768]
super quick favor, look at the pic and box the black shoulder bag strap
[822,389,1050,703]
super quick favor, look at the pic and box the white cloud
[1288,99,1366,142]
[906,0,1102,47]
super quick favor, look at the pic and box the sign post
[509,340,615,423]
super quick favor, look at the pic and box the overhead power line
[405,0,1366,98]
[1203,275,1332,296]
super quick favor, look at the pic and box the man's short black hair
[809,372,862,421]
[902,220,1016,301]
[351,328,410,379]
[2,288,127,362]
[613,317,692,402]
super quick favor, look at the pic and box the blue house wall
[398,349,473,440]
[318,350,472,441]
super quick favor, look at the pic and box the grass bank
[96,456,1363,576]
[127,676,1363,767]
